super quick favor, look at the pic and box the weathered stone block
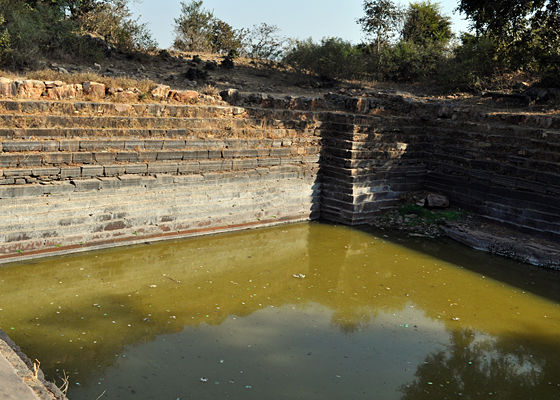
[116,152,140,162]
[151,84,170,100]
[0,155,19,167]
[199,160,228,172]
[18,155,42,167]
[172,90,199,104]
[15,80,45,99]
[125,140,145,150]
[270,148,291,157]
[208,150,222,159]
[178,161,199,174]
[59,141,80,152]
[144,140,164,150]
[93,152,116,163]
[2,141,42,152]
[73,153,94,164]
[157,151,183,161]
[42,142,59,152]
[72,178,101,191]
[233,159,258,170]
[45,84,82,100]
[223,149,258,158]
[125,164,148,174]
[81,165,104,177]
[113,89,139,102]
[0,184,45,198]
[104,165,126,176]
[60,167,81,178]
[3,168,32,177]
[148,163,178,174]
[258,158,281,167]
[0,77,16,97]
[31,167,60,177]
[82,82,106,98]
[43,153,72,165]
[118,174,143,187]
[42,181,75,194]
[183,150,208,160]
[163,140,186,149]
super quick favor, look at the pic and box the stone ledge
[0,329,66,400]
[443,221,560,269]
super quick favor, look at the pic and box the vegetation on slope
[0,0,558,93]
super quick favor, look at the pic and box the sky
[129,0,471,49]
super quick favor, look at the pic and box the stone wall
[0,91,558,262]
[0,99,321,262]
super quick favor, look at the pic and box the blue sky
[130,0,471,49]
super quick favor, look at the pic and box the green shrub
[284,37,366,80]
[435,33,502,90]
[380,40,445,82]
[0,15,11,63]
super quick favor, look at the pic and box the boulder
[151,84,170,100]
[45,84,82,100]
[172,90,199,104]
[220,88,240,103]
[83,81,106,98]
[426,193,450,209]
[0,77,16,97]
[106,86,123,96]
[113,88,139,102]
[15,80,45,99]
[44,81,64,89]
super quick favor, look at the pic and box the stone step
[0,148,317,171]
[0,138,316,153]
[0,189,321,238]
[0,156,319,184]
[0,126,321,140]
[0,206,320,256]
[0,165,319,202]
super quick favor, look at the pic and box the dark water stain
[0,223,559,400]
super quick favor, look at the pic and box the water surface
[0,223,559,399]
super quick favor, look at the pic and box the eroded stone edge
[0,329,68,400]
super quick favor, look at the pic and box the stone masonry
[0,90,558,262]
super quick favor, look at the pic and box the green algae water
[0,223,559,400]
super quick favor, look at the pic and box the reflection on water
[0,223,558,399]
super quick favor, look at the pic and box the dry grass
[25,69,158,93]
[0,69,158,94]
[201,84,220,96]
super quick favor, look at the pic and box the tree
[402,1,453,47]
[173,0,244,53]
[358,0,403,53]
[208,19,244,54]
[173,0,214,52]
[458,0,560,74]
[76,0,156,52]
[244,23,285,60]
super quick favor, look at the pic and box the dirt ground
[1,49,559,114]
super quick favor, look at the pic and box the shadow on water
[0,222,559,399]
[353,223,560,304]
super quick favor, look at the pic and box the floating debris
[292,274,306,279]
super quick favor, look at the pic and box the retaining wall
[0,92,558,262]
[0,99,321,262]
